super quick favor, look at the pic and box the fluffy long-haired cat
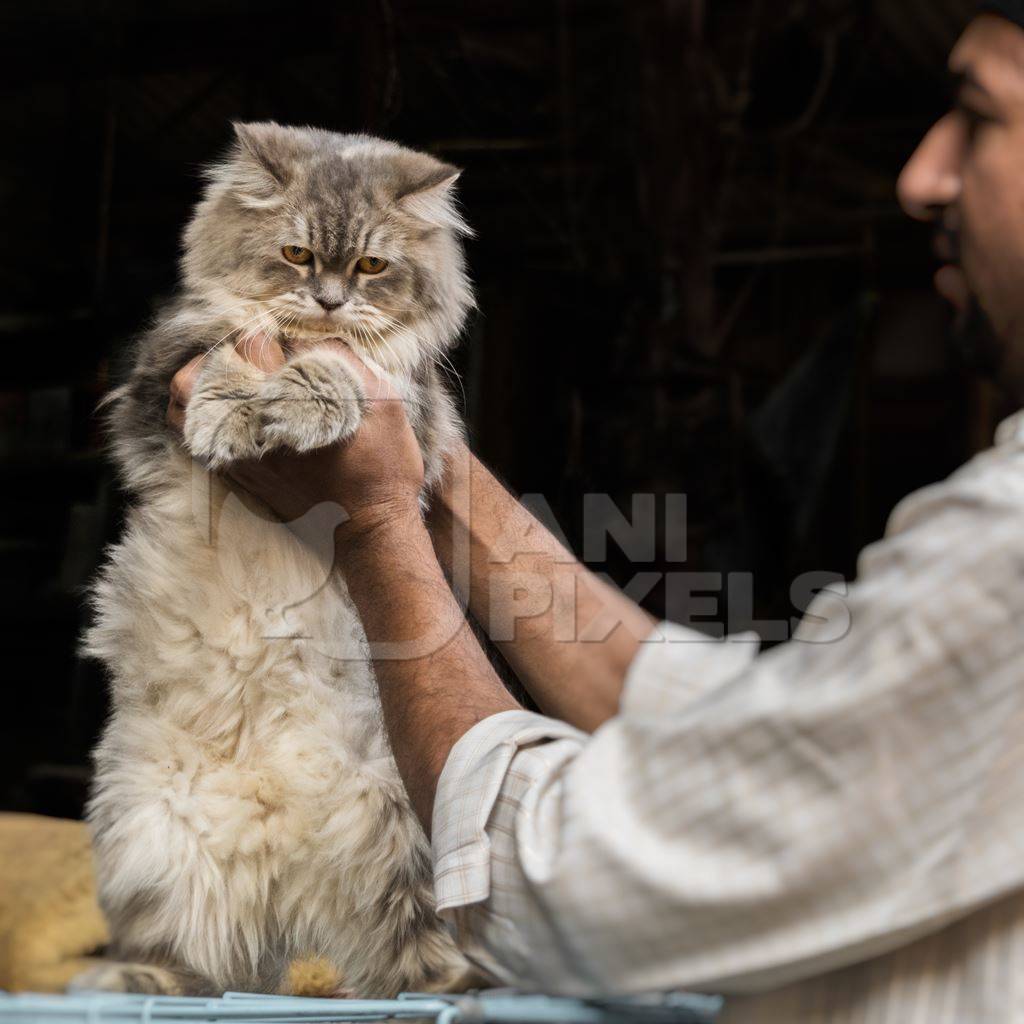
[78,123,476,998]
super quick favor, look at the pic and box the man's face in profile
[899,14,1024,399]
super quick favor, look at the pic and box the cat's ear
[224,122,307,208]
[397,163,473,236]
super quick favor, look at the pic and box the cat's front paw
[184,356,267,470]
[183,344,365,470]
[258,347,365,454]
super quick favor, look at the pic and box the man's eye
[959,105,995,141]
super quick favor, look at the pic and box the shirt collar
[995,409,1024,446]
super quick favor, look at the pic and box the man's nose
[897,112,963,222]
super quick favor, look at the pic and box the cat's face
[182,123,474,369]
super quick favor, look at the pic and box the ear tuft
[232,121,291,183]
[206,121,308,209]
[398,163,473,236]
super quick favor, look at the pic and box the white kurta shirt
[430,412,1024,1023]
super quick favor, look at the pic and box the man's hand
[168,335,425,539]
[171,334,652,741]
[167,333,520,832]
[167,333,285,434]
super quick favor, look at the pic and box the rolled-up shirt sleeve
[430,448,1024,997]
[433,623,759,918]
[431,624,765,992]
[432,710,588,916]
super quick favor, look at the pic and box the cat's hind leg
[68,959,217,997]
[419,965,492,995]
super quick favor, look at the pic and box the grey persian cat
[78,123,475,997]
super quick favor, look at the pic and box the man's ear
[398,163,473,236]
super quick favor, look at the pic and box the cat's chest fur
[86,453,435,986]
[89,451,400,848]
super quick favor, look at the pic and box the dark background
[0,0,1000,818]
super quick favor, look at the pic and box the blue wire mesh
[0,990,722,1024]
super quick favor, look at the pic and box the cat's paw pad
[69,961,185,996]
[257,348,364,454]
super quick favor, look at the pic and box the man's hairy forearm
[337,512,520,832]
[429,447,655,732]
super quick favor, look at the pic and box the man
[168,5,1024,1020]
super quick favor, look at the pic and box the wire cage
[0,990,722,1024]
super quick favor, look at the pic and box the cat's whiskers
[256,329,272,368]
[360,321,436,406]
[258,305,298,364]
[364,310,415,355]
[368,309,467,411]
[357,324,404,404]
[195,309,276,366]
[352,321,388,370]
[359,320,402,373]
[276,310,301,352]
[193,303,291,372]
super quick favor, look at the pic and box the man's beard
[951,293,1004,377]
[936,221,1004,377]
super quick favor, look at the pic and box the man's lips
[935,264,970,315]
[933,229,957,264]
[932,226,968,314]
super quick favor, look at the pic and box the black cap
[980,1,1024,29]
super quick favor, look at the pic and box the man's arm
[187,338,520,831]
[429,462,1024,996]
[171,338,655,739]
[171,337,1024,1000]
[428,444,654,732]
[333,509,520,830]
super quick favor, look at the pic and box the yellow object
[0,813,109,992]
[283,957,347,997]
[0,813,447,997]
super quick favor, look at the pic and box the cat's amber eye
[356,255,388,275]
[282,245,313,265]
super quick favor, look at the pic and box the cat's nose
[315,297,343,312]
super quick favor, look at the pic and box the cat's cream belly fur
[86,455,464,995]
